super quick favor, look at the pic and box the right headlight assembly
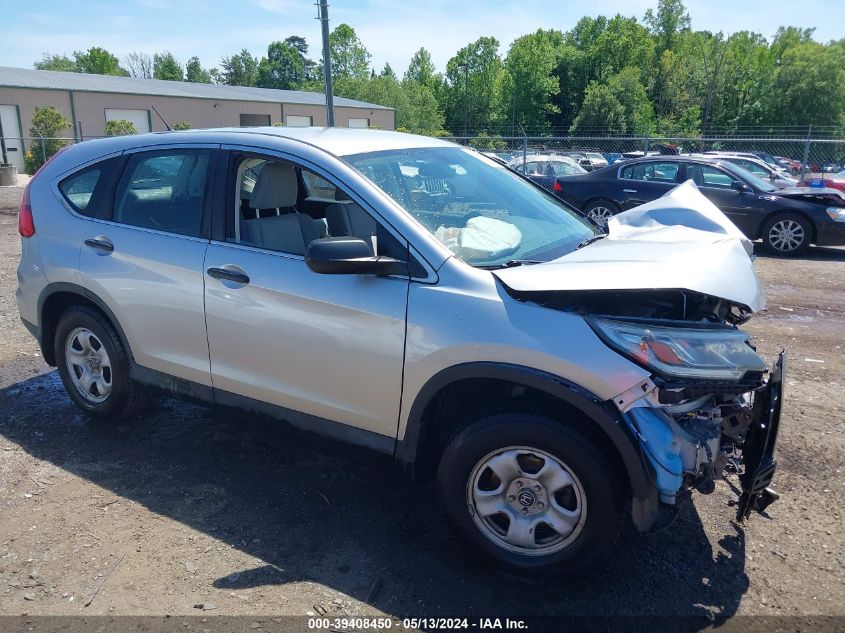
[589,318,768,380]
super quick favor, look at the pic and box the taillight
[17,144,71,239]
[553,180,563,192]
[18,183,35,238]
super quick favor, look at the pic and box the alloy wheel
[466,446,587,556]
[65,327,113,404]
[587,206,614,228]
[768,219,806,253]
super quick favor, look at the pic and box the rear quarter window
[58,158,120,217]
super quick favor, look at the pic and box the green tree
[34,54,77,72]
[153,52,184,81]
[569,82,627,134]
[105,119,137,136]
[329,24,371,81]
[24,106,71,174]
[644,0,691,53]
[608,67,655,134]
[399,80,445,135]
[185,57,214,83]
[445,36,505,134]
[502,30,563,132]
[220,50,259,86]
[73,47,128,76]
[404,48,436,85]
[257,38,313,89]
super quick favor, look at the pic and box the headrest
[249,162,298,209]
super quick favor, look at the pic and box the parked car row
[546,155,845,256]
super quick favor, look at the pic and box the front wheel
[437,412,622,575]
[761,212,812,256]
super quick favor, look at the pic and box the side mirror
[731,180,749,192]
[305,237,407,276]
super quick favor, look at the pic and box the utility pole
[317,0,335,127]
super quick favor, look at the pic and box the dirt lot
[0,210,843,624]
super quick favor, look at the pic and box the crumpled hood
[493,181,765,312]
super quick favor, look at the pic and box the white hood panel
[493,181,765,312]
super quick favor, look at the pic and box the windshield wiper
[576,234,607,249]
[477,259,543,270]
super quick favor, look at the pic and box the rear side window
[58,157,121,218]
[620,162,679,183]
[59,169,100,214]
[114,150,212,237]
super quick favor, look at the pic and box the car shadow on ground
[753,244,845,262]
[0,371,749,622]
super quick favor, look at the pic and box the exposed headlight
[827,207,845,223]
[589,318,767,380]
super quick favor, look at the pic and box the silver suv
[16,128,783,574]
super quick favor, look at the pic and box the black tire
[437,411,623,575]
[54,305,149,419]
[761,212,812,256]
[583,199,619,229]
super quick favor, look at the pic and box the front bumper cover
[736,350,784,520]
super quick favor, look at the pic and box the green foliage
[220,50,259,86]
[172,120,192,130]
[35,48,128,76]
[502,30,563,132]
[34,54,77,72]
[257,37,316,89]
[569,83,627,134]
[445,37,505,133]
[105,119,137,136]
[185,57,214,83]
[153,52,184,81]
[74,47,128,76]
[24,106,71,174]
[330,24,371,81]
[468,132,507,150]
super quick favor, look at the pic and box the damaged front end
[582,314,783,527]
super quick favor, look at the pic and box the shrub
[172,120,192,131]
[24,106,72,174]
[105,119,137,136]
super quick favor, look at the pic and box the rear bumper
[736,351,784,520]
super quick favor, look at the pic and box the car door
[616,161,681,209]
[77,145,217,387]
[683,162,759,235]
[202,149,409,439]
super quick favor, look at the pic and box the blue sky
[4,0,844,75]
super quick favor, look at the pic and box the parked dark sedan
[553,155,845,256]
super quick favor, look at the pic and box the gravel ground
[0,211,843,622]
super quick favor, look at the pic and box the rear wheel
[437,412,622,575]
[583,200,618,229]
[55,306,149,418]
[761,213,812,256]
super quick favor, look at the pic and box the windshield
[724,163,777,193]
[550,161,587,176]
[345,146,597,267]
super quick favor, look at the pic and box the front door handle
[622,188,638,193]
[84,236,114,254]
[207,266,250,285]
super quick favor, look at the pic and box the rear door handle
[207,266,250,285]
[622,188,638,193]
[84,236,114,254]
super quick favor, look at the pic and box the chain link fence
[2,132,845,180]
[450,135,845,180]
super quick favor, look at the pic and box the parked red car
[803,170,845,193]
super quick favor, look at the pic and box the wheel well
[39,291,115,366]
[759,210,817,242]
[412,377,629,494]
[582,197,619,212]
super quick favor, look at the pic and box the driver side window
[231,156,405,260]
